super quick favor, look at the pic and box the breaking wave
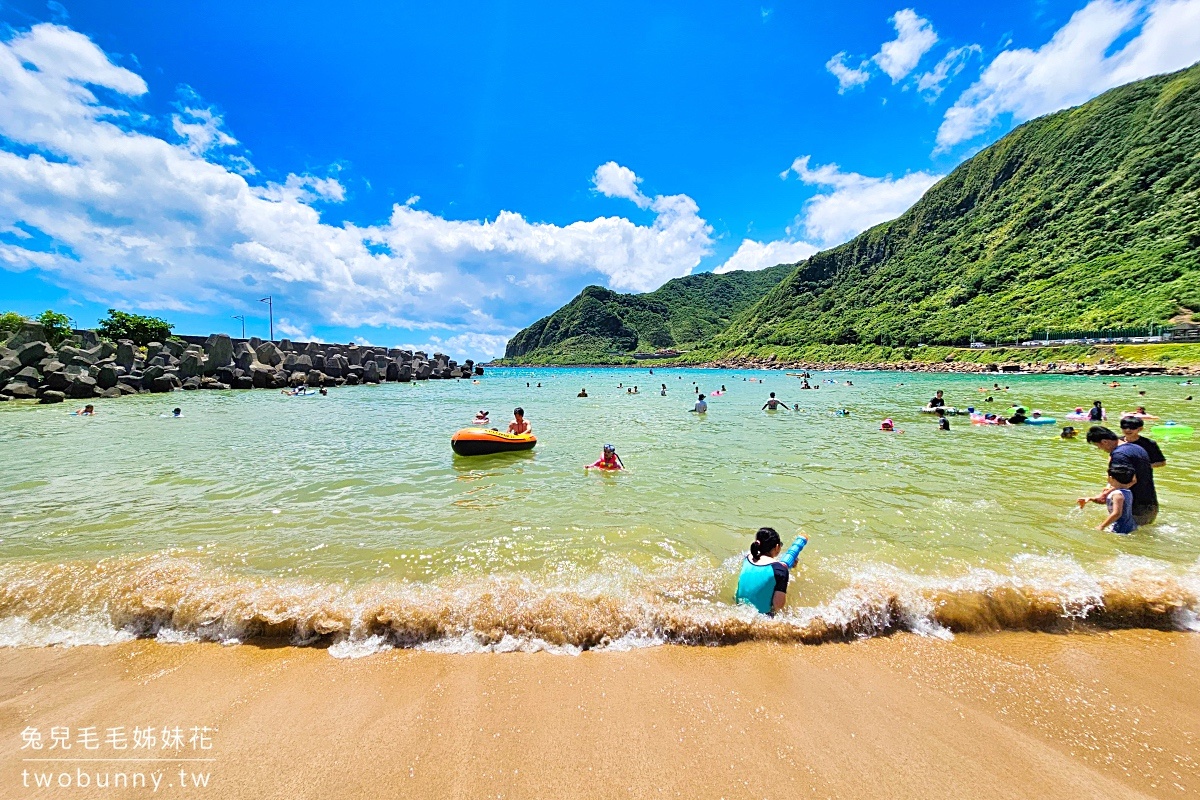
[1,554,1196,656]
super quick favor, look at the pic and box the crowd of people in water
[527,372,1185,617]
[76,367,1183,620]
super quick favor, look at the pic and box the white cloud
[874,9,939,82]
[591,161,651,209]
[172,105,237,156]
[780,156,942,246]
[916,44,981,98]
[275,318,312,341]
[826,51,872,92]
[0,24,714,354]
[937,0,1200,149]
[399,332,513,361]
[712,156,941,274]
[713,239,818,274]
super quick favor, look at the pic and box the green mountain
[506,63,1200,364]
[718,62,1200,354]
[503,264,795,363]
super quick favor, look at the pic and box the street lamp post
[259,296,273,342]
[232,315,245,339]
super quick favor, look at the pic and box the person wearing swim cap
[508,407,531,435]
[587,444,624,470]
[734,527,808,616]
[880,418,902,432]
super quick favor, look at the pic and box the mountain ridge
[505,63,1200,364]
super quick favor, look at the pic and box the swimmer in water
[1061,426,1078,439]
[586,443,624,471]
[473,410,490,425]
[880,418,903,433]
[762,392,791,411]
[689,394,707,414]
[171,407,182,418]
[1077,464,1138,534]
[75,404,96,416]
[733,527,807,616]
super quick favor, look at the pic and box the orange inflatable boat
[450,427,537,456]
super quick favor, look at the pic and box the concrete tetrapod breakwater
[0,322,483,403]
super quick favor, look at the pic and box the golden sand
[2,632,1197,799]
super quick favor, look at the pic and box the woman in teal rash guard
[734,527,808,616]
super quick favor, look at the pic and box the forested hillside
[504,264,794,363]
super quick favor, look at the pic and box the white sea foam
[0,554,1197,655]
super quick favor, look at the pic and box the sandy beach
[2,631,1197,799]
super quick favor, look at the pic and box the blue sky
[2,1,1198,358]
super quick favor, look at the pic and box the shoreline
[494,358,1200,376]
[2,631,1197,798]
[494,341,1200,375]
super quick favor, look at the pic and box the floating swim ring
[970,414,1000,425]
[450,427,537,456]
[1119,412,1159,420]
[1149,422,1194,439]
[1025,417,1056,425]
[920,407,968,415]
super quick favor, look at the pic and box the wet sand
[2,631,1197,799]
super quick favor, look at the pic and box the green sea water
[1,368,1197,653]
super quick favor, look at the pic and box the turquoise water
[1,368,1197,652]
